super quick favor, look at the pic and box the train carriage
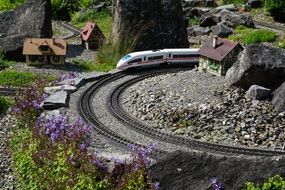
[116,48,199,70]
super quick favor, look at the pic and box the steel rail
[108,69,285,157]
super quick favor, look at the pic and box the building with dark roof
[81,22,105,50]
[23,38,67,65]
[198,35,243,76]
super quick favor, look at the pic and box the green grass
[228,25,277,45]
[71,10,112,37]
[0,52,17,70]
[0,70,56,87]
[222,0,244,4]
[72,59,116,72]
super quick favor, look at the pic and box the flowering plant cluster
[11,78,48,127]
[11,77,160,190]
[57,71,79,83]
[211,177,224,190]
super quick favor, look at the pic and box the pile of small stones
[0,114,16,189]
[122,69,285,150]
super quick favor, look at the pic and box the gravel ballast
[122,69,285,150]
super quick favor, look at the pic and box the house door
[47,55,51,64]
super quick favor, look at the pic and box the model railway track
[254,21,285,32]
[0,87,16,96]
[108,69,285,157]
[57,21,81,39]
[79,67,285,157]
[78,70,169,159]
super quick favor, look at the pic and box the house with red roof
[198,35,243,76]
[23,38,67,65]
[81,22,105,50]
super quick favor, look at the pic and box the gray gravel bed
[0,114,16,190]
[122,69,285,150]
[89,72,202,153]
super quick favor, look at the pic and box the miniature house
[22,38,67,65]
[81,22,105,50]
[198,35,243,76]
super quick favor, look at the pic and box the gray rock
[58,77,85,88]
[183,7,210,18]
[183,0,215,7]
[80,71,110,82]
[200,14,220,27]
[44,85,77,95]
[226,44,285,90]
[41,90,68,110]
[248,0,263,8]
[0,0,52,60]
[212,22,233,38]
[272,82,285,113]
[215,4,238,11]
[150,151,285,190]
[111,0,189,50]
[187,26,211,36]
[220,9,254,28]
[246,85,271,100]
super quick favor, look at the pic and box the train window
[148,55,163,60]
[169,54,171,58]
[144,57,146,61]
[121,54,131,61]
[128,58,142,64]
[173,54,197,58]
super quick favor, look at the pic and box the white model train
[116,48,199,70]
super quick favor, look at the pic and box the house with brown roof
[198,35,243,76]
[23,38,67,65]
[81,22,105,50]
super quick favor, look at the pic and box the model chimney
[52,36,55,44]
[213,35,218,48]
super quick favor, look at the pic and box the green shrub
[265,0,285,21]
[229,26,277,45]
[243,175,285,190]
[0,70,37,87]
[0,0,24,11]
[188,17,200,27]
[0,52,16,70]
[276,37,285,49]
[243,29,277,45]
[0,96,12,114]
[222,0,244,5]
[72,59,116,72]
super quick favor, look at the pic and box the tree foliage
[265,0,285,21]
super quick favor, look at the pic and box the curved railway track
[56,21,81,40]
[0,87,16,96]
[79,67,285,157]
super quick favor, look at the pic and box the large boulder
[150,151,285,190]
[187,26,211,36]
[111,0,189,50]
[226,44,285,90]
[212,22,233,37]
[272,82,285,113]
[246,85,271,100]
[220,9,254,28]
[0,0,52,60]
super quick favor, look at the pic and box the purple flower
[79,143,87,151]
[93,156,107,172]
[211,177,224,190]
[152,182,160,190]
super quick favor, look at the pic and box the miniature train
[116,48,199,70]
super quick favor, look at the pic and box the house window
[29,55,38,62]
[39,45,49,52]
[53,56,60,63]
[38,55,44,62]
[208,61,220,72]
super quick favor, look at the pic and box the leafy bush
[228,26,277,45]
[276,37,285,49]
[243,175,285,190]
[243,29,277,45]
[222,0,244,5]
[188,17,200,27]
[0,52,16,70]
[265,0,285,21]
[0,70,37,87]
[0,96,12,114]
[0,0,24,11]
